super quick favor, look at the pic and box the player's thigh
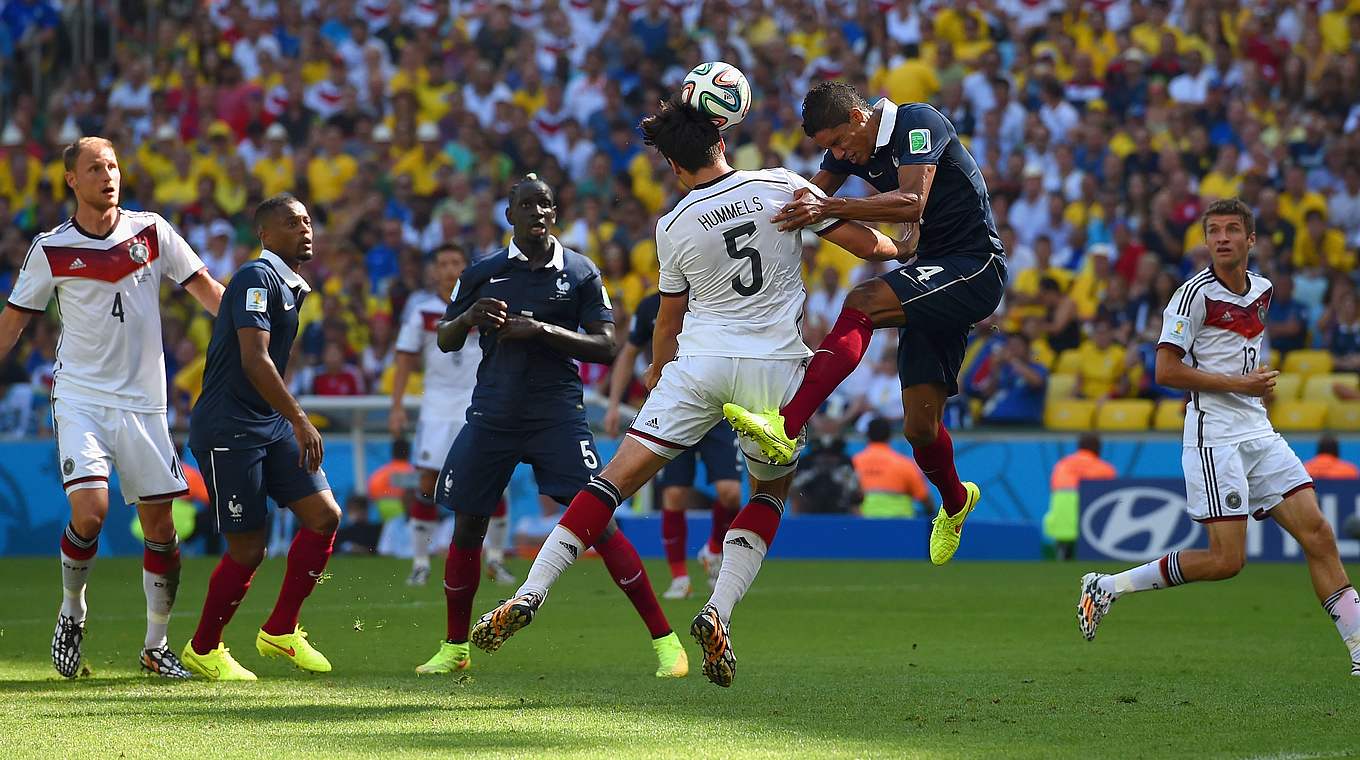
[1240,434,1314,521]
[114,410,190,507]
[412,413,463,472]
[52,399,114,497]
[194,446,269,534]
[883,253,1005,331]
[696,425,743,486]
[842,276,909,327]
[261,435,332,512]
[525,417,611,505]
[626,355,727,462]
[436,423,521,517]
[1181,443,1251,523]
[897,324,969,401]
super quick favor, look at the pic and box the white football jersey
[656,168,840,360]
[7,211,206,412]
[395,289,481,418]
[1158,268,1275,447]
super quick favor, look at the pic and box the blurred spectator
[1326,288,1360,373]
[337,494,381,555]
[1076,319,1127,399]
[1038,277,1082,354]
[1304,436,1360,481]
[852,417,931,518]
[1044,433,1117,560]
[311,343,366,396]
[790,416,862,515]
[978,333,1048,425]
[1266,269,1310,355]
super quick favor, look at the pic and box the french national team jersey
[1158,268,1275,448]
[655,168,841,360]
[395,289,481,418]
[6,210,206,412]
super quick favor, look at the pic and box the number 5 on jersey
[723,222,764,296]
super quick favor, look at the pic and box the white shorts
[413,412,465,471]
[52,398,189,505]
[1182,434,1313,522]
[627,355,808,482]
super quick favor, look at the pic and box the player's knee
[842,280,882,315]
[228,543,266,568]
[138,508,176,543]
[1207,551,1245,580]
[1297,517,1339,559]
[715,482,742,510]
[903,418,937,448]
[69,510,105,538]
[661,488,686,512]
[452,514,490,549]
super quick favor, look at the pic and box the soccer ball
[680,61,752,131]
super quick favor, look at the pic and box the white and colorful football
[680,61,752,131]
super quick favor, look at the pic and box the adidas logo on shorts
[645,418,660,429]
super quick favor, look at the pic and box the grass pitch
[1,556,1357,759]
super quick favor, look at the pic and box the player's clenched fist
[1238,367,1279,397]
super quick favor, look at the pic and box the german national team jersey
[627,291,661,350]
[819,99,1004,260]
[655,168,840,360]
[395,289,481,418]
[189,250,310,449]
[443,237,612,431]
[7,210,206,412]
[1158,268,1275,447]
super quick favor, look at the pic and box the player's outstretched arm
[643,292,686,390]
[0,307,34,358]
[183,271,226,317]
[1154,346,1278,397]
[775,165,936,230]
[238,326,324,471]
[819,220,920,262]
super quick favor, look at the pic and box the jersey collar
[507,235,564,270]
[873,98,899,151]
[260,249,311,293]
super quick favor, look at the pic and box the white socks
[59,524,97,622]
[516,525,583,600]
[409,518,436,571]
[485,515,509,564]
[1099,552,1184,598]
[142,536,180,650]
[706,529,768,624]
[1324,585,1360,661]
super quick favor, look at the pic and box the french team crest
[555,275,570,296]
[128,239,150,264]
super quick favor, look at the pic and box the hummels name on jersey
[696,195,765,231]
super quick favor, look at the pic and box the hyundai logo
[1082,486,1202,562]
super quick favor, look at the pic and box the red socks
[411,494,440,522]
[493,497,508,518]
[729,493,784,549]
[262,528,336,636]
[780,308,875,438]
[661,510,687,579]
[191,553,257,654]
[596,530,671,638]
[912,423,967,513]
[708,500,736,554]
[558,481,619,546]
[443,544,482,642]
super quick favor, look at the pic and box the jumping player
[414,175,688,679]
[182,194,341,680]
[1077,199,1360,676]
[389,244,515,587]
[604,290,742,599]
[723,81,1006,566]
[471,100,914,687]
[0,137,223,679]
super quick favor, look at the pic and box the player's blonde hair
[62,136,116,171]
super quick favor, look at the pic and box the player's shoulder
[898,101,947,127]
[1246,269,1273,294]
[561,246,600,277]
[229,258,276,290]
[1169,268,1217,314]
[122,208,165,225]
[27,218,75,249]
[461,249,510,282]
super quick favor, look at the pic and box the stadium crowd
[1,0,1359,438]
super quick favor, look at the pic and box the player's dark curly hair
[638,95,722,173]
[801,81,870,136]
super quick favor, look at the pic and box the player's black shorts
[657,424,741,490]
[880,252,1007,396]
[436,418,601,517]
[194,437,332,534]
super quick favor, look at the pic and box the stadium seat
[1054,350,1084,375]
[1281,350,1333,377]
[1271,373,1302,402]
[1326,401,1360,431]
[1095,399,1154,431]
[1046,372,1077,400]
[1269,400,1328,431]
[378,365,423,396]
[1302,373,1359,402]
[1044,399,1097,431]
[1153,398,1186,431]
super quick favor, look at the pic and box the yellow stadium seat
[1055,350,1084,375]
[1047,373,1077,401]
[1269,400,1328,431]
[1327,401,1360,431]
[1095,399,1154,431]
[1268,349,1281,370]
[1154,398,1186,431]
[378,365,423,396]
[1281,350,1333,377]
[1045,399,1097,431]
[1302,373,1360,402]
[1271,373,1302,402]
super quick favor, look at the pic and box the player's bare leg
[1079,520,1245,641]
[53,487,109,678]
[661,486,693,599]
[135,500,189,678]
[693,472,793,688]
[1270,489,1360,675]
[255,491,340,672]
[904,384,981,565]
[407,469,441,586]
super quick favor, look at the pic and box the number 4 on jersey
[914,265,944,283]
[111,292,125,323]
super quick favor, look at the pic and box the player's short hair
[255,193,301,232]
[866,417,893,443]
[638,96,722,173]
[1078,432,1101,455]
[431,243,467,263]
[62,136,115,171]
[1201,198,1255,236]
[1318,435,1340,457]
[801,81,870,137]
[508,172,553,204]
[392,438,411,461]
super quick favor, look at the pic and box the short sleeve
[1158,284,1202,357]
[444,270,479,322]
[229,265,274,332]
[394,297,426,354]
[780,169,843,234]
[655,224,688,295]
[628,295,658,347]
[575,270,613,326]
[893,105,951,166]
[156,215,207,285]
[7,239,55,313]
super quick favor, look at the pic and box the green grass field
[1,556,1357,759]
